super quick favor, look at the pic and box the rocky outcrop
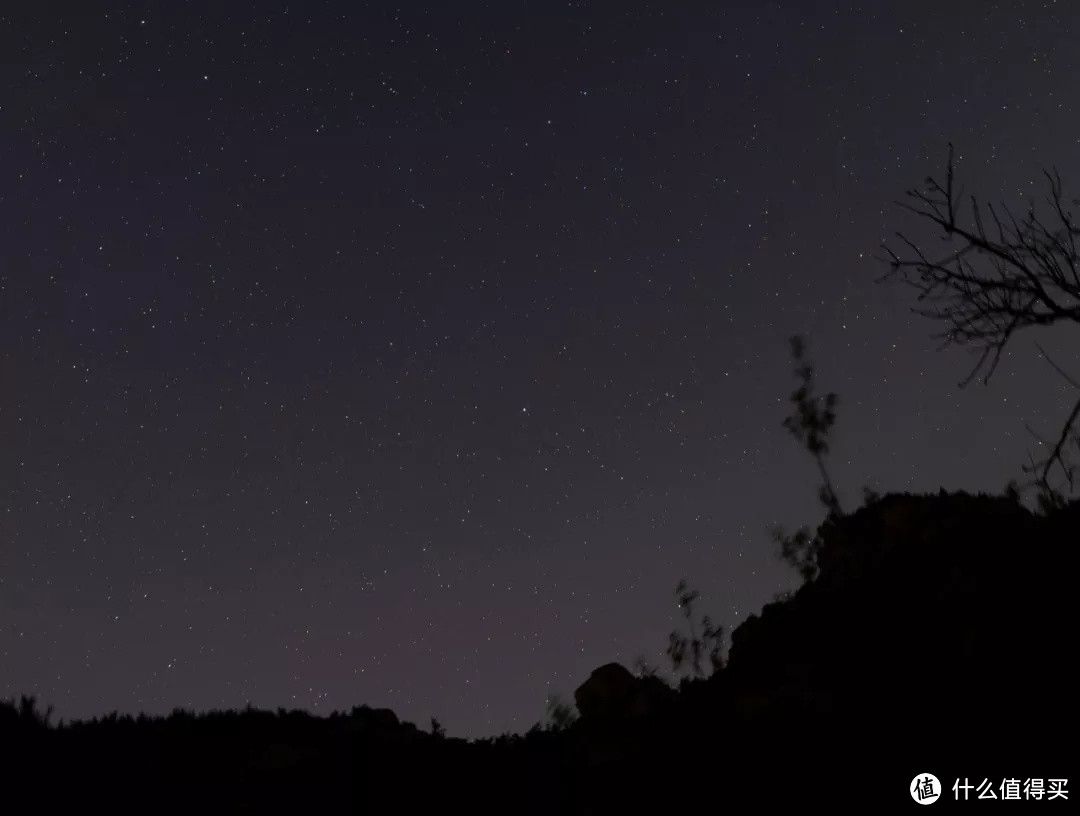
[573,663,675,722]
[343,705,404,735]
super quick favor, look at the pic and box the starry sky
[2,1,1078,738]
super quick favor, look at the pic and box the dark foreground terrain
[3,491,1075,812]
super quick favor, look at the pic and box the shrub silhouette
[771,334,844,583]
[666,579,724,679]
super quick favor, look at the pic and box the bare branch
[885,145,1080,501]
[1035,342,1080,391]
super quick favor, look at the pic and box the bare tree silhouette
[882,144,1080,506]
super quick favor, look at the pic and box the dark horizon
[3,1,1078,738]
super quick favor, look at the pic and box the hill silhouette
[2,489,1074,812]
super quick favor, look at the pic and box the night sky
[3,2,1078,738]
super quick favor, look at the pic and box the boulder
[574,663,673,722]
[574,663,637,721]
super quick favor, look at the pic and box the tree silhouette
[430,716,446,739]
[782,335,842,516]
[769,524,819,584]
[666,579,724,679]
[771,335,843,583]
[632,656,660,679]
[544,692,578,731]
[882,143,1080,506]
[0,694,54,729]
